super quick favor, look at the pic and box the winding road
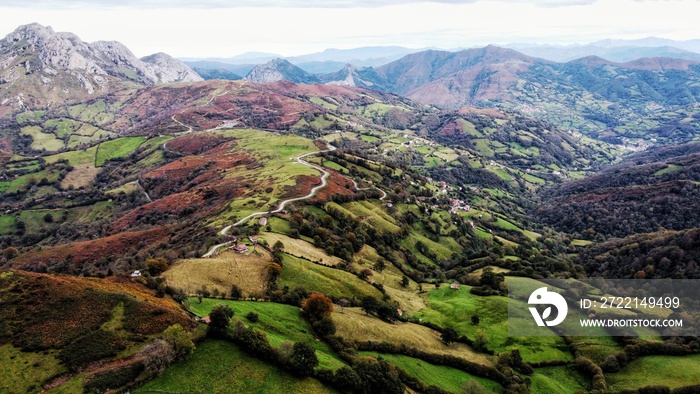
[351,178,387,201]
[202,145,335,258]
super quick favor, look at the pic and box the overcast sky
[1,0,699,58]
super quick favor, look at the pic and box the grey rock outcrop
[0,23,202,90]
[244,58,318,84]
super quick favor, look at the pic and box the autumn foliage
[302,293,333,322]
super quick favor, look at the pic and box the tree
[1,247,20,260]
[353,357,404,394]
[287,342,318,376]
[359,268,373,280]
[474,329,489,351]
[272,240,285,252]
[230,284,243,299]
[267,263,282,280]
[208,304,234,336]
[377,303,399,322]
[302,293,333,322]
[246,312,259,323]
[374,260,386,272]
[43,213,54,223]
[471,315,480,325]
[334,366,361,392]
[361,296,380,315]
[162,324,195,359]
[400,276,410,288]
[139,339,175,377]
[312,316,336,337]
[147,258,169,276]
[441,327,459,345]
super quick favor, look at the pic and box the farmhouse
[258,217,267,226]
[450,283,460,290]
[234,244,248,253]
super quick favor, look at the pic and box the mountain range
[0,23,201,110]
[238,46,700,144]
[2,22,700,394]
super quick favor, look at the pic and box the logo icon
[528,287,568,327]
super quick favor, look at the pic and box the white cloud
[0,0,698,58]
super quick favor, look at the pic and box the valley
[1,22,699,394]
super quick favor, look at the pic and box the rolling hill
[2,23,700,394]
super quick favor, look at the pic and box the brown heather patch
[165,133,230,155]
[438,121,461,136]
[10,227,171,270]
[0,270,192,350]
[457,106,507,118]
[310,170,355,203]
[280,174,320,200]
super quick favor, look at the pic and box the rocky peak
[141,52,202,83]
[245,58,318,84]
[0,23,202,87]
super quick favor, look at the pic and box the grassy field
[210,129,321,227]
[19,209,65,235]
[21,125,64,151]
[606,354,700,391]
[359,351,502,393]
[260,232,344,266]
[333,308,495,366]
[45,146,98,166]
[16,110,45,123]
[95,137,147,166]
[0,344,65,394]
[0,215,16,234]
[44,118,79,139]
[341,201,401,233]
[187,300,346,370]
[278,254,383,300]
[353,245,427,312]
[413,285,573,363]
[164,250,271,297]
[529,366,590,393]
[135,340,337,394]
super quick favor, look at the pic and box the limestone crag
[0,23,201,88]
[245,58,318,84]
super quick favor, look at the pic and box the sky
[1,0,699,58]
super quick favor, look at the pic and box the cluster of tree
[578,228,700,279]
[302,293,337,337]
[206,303,407,393]
[536,147,700,239]
[360,295,400,323]
[575,356,607,393]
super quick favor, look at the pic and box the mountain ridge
[0,23,202,110]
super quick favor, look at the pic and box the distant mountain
[140,52,203,83]
[184,60,254,77]
[288,46,424,67]
[192,67,242,81]
[183,46,426,73]
[592,37,700,53]
[319,64,387,89]
[180,51,282,65]
[0,23,202,109]
[506,43,700,63]
[377,45,552,106]
[244,58,318,84]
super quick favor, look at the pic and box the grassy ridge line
[186,299,347,371]
[135,340,336,394]
[359,351,502,393]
